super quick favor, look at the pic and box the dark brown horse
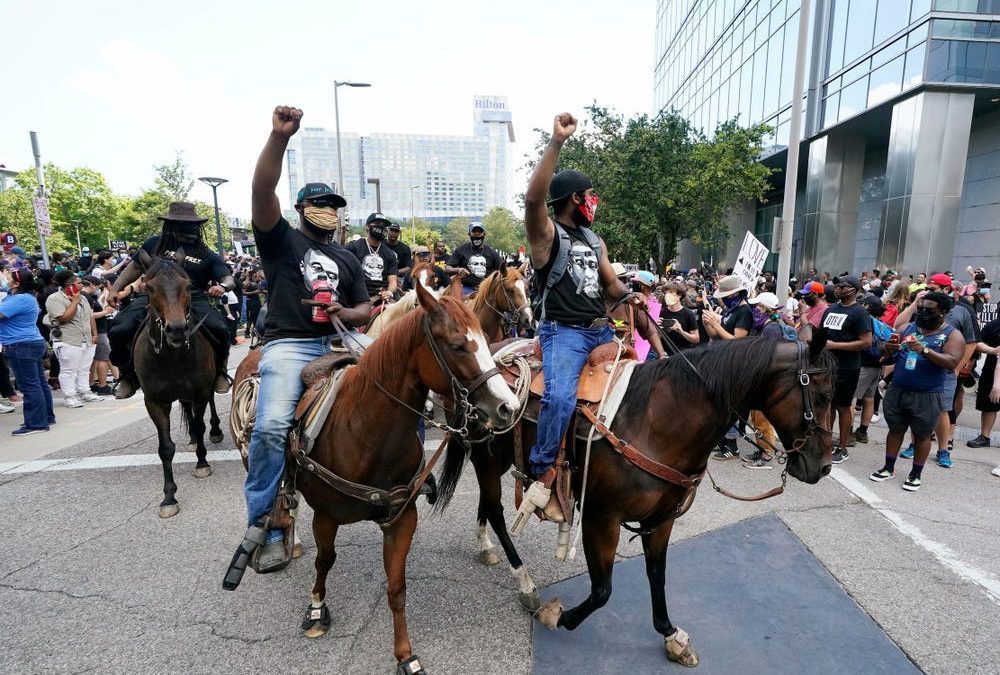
[436,334,835,665]
[468,267,532,343]
[134,251,224,518]
[274,280,519,674]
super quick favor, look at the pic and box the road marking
[831,468,1000,606]
[0,440,447,475]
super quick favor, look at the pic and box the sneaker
[853,428,869,444]
[870,414,880,424]
[90,383,99,392]
[64,396,83,409]
[967,435,991,448]
[832,447,849,464]
[94,385,114,396]
[834,434,857,448]
[936,449,953,468]
[11,426,50,436]
[900,444,915,459]
[744,455,773,470]
[712,443,741,461]
[0,401,15,414]
[869,468,894,482]
[79,392,105,403]
[902,476,922,491]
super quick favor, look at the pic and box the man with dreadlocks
[109,201,235,399]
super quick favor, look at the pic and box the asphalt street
[1,343,999,674]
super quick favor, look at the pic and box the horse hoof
[534,598,563,629]
[396,655,427,674]
[478,549,499,566]
[301,602,331,638]
[159,504,180,519]
[209,432,224,444]
[519,591,542,612]
[292,542,303,559]
[193,465,212,479]
[665,628,699,667]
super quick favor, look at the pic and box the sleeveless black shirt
[534,222,606,325]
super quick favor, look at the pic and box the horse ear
[809,327,828,363]
[415,272,441,314]
[446,276,463,300]
[137,248,153,272]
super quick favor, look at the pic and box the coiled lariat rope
[490,351,532,435]
[231,374,260,460]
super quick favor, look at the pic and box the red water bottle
[312,277,332,323]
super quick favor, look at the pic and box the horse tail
[433,434,470,513]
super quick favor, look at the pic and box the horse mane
[618,337,780,423]
[469,271,503,312]
[338,293,476,417]
[145,255,189,281]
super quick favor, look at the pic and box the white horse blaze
[514,279,533,323]
[466,328,520,408]
[511,565,537,594]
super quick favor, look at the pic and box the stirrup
[222,522,268,591]
[511,481,551,537]
[214,372,233,394]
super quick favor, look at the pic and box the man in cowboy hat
[109,201,236,399]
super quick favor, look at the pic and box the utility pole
[29,131,51,270]
[775,0,812,303]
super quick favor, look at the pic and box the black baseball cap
[366,212,392,226]
[387,221,401,231]
[296,182,346,207]
[836,274,864,291]
[547,169,593,205]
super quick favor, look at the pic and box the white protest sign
[32,197,52,237]
[732,231,769,292]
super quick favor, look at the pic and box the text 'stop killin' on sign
[732,231,769,293]
[32,197,52,237]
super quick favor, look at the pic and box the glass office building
[285,96,515,227]
[655,0,1000,280]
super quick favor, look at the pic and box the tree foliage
[481,207,526,256]
[528,105,774,268]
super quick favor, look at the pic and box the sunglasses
[415,252,431,257]
[310,199,340,208]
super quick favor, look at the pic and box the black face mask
[915,308,941,330]
[470,236,484,248]
[368,226,386,241]
[803,294,818,307]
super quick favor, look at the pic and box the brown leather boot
[536,468,564,523]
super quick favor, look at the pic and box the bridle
[482,273,529,339]
[146,304,209,355]
[373,313,501,440]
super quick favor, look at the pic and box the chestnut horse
[257,280,519,674]
[467,267,532,343]
[436,334,835,665]
[133,251,224,518]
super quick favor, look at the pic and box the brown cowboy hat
[158,201,208,223]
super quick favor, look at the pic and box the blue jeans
[244,332,372,539]
[529,320,613,476]
[4,340,54,430]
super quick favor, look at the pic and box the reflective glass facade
[654,0,1000,280]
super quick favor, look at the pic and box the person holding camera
[45,270,103,408]
[658,281,700,352]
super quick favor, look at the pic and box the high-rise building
[285,95,515,227]
[655,0,1000,280]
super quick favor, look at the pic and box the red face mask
[578,193,600,224]
[64,284,79,296]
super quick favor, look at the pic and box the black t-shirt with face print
[253,218,368,343]
[447,242,503,290]
[345,238,399,296]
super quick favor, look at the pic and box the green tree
[527,105,774,268]
[442,216,471,249]
[154,152,195,200]
[481,206,526,256]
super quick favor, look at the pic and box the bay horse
[133,250,224,518]
[467,267,532,343]
[436,333,835,665]
[273,279,519,674]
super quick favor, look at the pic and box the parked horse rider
[446,221,504,297]
[345,213,399,306]
[522,112,639,522]
[244,105,373,573]
[109,201,235,399]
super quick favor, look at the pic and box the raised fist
[553,113,577,142]
[272,106,303,138]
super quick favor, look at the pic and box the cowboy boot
[536,467,565,524]
[114,363,138,399]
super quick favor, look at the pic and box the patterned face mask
[304,206,341,231]
[577,193,600,223]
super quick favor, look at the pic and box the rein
[481,276,528,340]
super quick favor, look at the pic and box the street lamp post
[198,176,228,256]
[366,177,381,212]
[334,80,371,243]
[72,220,82,255]
[409,185,421,246]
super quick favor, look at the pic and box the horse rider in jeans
[521,112,638,522]
[109,201,236,399]
[245,105,373,572]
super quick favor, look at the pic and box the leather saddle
[294,350,358,423]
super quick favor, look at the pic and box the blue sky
[1,0,653,218]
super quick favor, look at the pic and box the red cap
[929,273,953,288]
